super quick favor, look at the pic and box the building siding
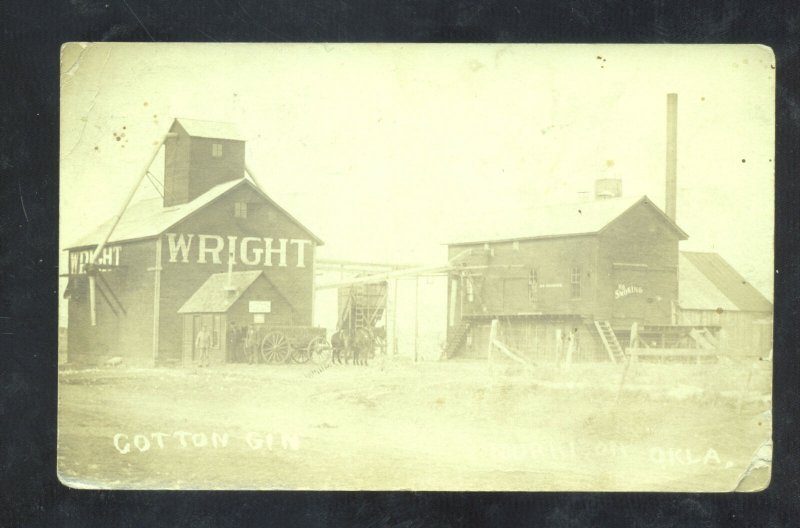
[66,239,157,366]
[596,201,680,326]
[676,309,772,356]
[66,185,317,366]
[447,200,683,361]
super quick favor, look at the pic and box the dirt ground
[57,355,772,491]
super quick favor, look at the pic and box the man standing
[196,324,210,367]
[227,322,240,362]
[245,325,258,364]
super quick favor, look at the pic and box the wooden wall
[596,201,681,326]
[67,184,317,366]
[163,122,246,207]
[461,319,604,363]
[163,126,191,206]
[66,239,157,366]
[677,309,773,356]
[447,235,599,322]
[446,200,683,358]
[187,137,245,202]
[159,185,316,364]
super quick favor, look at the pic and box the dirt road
[57,357,771,491]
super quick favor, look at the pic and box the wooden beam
[626,347,718,357]
[317,258,419,269]
[315,249,474,290]
[89,132,170,265]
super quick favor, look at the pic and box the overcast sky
[60,43,775,299]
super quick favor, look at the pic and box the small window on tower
[234,201,248,219]
[212,143,223,157]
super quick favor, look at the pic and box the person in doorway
[196,324,211,367]
[245,325,258,364]
[227,321,240,363]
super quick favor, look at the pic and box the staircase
[339,284,387,331]
[444,323,470,358]
[594,320,625,364]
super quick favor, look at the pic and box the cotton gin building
[63,119,322,366]
[444,179,691,362]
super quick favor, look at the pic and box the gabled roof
[178,271,263,313]
[677,253,739,311]
[173,118,245,141]
[679,251,772,312]
[66,178,323,249]
[447,195,687,245]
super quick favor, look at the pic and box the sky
[60,43,775,301]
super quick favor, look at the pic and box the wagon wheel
[292,343,311,364]
[307,336,331,365]
[261,332,290,364]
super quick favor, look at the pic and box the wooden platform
[625,347,718,357]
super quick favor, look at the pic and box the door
[190,314,223,363]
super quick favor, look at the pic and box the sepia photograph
[58,43,774,491]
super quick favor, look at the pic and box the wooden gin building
[63,119,322,366]
[444,180,690,362]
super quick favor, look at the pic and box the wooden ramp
[690,328,719,350]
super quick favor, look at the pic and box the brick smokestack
[665,93,678,221]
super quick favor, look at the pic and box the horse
[350,327,373,366]
[330,328,350,365]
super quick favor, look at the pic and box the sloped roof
[178,271,263,313]
[66,178,323,249]
[174,118,245,141]
[678,253,738,311]
[680,251,772,312]
[447,195,687,245]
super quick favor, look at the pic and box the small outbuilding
[676,251,772,357]
[177,270,295,365]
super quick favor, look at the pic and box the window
[528,268,538,303]
[212,143,223,157]
[234,201,247,219]
[570,266,581,298]
[513,241,520,251]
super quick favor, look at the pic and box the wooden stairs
[594,320,625,364]
[339,287,387,331]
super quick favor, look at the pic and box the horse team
[330,327,374,366]
[227,322,384,366]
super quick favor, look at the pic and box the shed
[677,252,772,356]
[177,270,295,365]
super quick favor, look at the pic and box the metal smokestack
[665,93,678,221]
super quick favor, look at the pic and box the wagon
[256,325,331,365]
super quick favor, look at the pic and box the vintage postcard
[58,43,774,491]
